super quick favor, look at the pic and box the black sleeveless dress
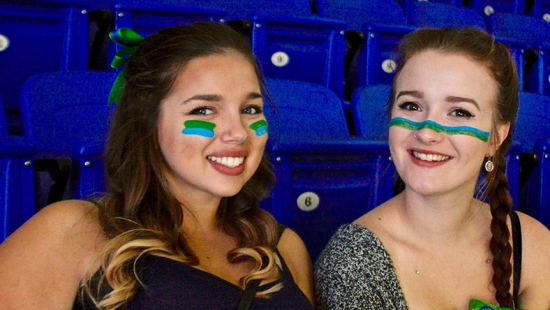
[74,225,313,310]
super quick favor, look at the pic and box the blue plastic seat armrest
[114,2,227,17]
[535,138,550,152]
[362,22,417,34]
[272,137,389,154]
[0,137,35,157]
[251,12,346,29]
[74,140,105,157]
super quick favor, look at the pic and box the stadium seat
[0,95,35,242]
[350,84,522,209]
[515,92,550,227]
[0,0,91,134]
[316,0,416,100]
[19,71,117,209]
[468,0,526,15]
[481,11,550,94]
[529,0,550,21]
[210,0,347,100]
[263,79,394,260]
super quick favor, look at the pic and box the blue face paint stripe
[181,120,216,138]
[390,117,490,142]
[250,120,268,137]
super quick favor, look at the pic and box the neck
[396,187,486,244]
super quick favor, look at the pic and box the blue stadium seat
[408,1,487,29]
[316,0,416,99]
[19,71,117,209]
[112,0,226,38]
[0,95,35,242]
[350,84,522,209]
[0,0,91,134]
[481,11,550,94]
[397,0,463,24]
[529,0,550,21]
[263,79,394,260]
[210,0,347,100]
[515,92,550,227]
[468,0,526,15]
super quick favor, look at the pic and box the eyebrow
[183,92,263,104]
[396,91,481,111]
[446,96,481,111]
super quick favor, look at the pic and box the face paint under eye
[250,119,268,137]
[181,120,216,138]
[390,117,490,142]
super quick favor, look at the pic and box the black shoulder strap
[510,210,522,307]
[236,223,287,310]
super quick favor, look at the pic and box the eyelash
[189,106,213,115]
[450,108,475,118]
[397,101,420,111]
[243,105,263,115]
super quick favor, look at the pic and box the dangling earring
[485,156,494,172]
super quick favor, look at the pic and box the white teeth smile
[207,156,245,168]
[412,151,449,162]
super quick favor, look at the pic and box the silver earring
[485,156,494,172]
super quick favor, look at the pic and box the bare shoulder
[0,200,106,308]
[277,227,314,304]
[515,212,550,308]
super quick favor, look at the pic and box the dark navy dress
[74,227,313,309]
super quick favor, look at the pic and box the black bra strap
[236,223,287,310]
[510,210,522,307]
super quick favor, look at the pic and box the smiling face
[389,50,508,196]
[157,51,268,204]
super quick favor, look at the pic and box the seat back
[209,0,346,100]
[469,0,525,15]
[0,0,90,132]
[409,1,487,29]
[113,0,226,39]
[515,92,550,226]
[0,93,35,242]
[264,79,394,260]
[20,71,117,204]
[351,84,392,140]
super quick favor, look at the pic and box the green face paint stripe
[390,117,490,142]
[250,120,268,136]
[183,120,216,130]
[182,120,216,138]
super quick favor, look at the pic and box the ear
[489,121,511,155]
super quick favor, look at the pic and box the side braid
[486,151,514,307]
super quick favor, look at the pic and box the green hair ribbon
[108,28,144,105]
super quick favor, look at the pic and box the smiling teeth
[207,156,245,168]
[412,151,449,162]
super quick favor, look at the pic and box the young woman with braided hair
[0,22,314,309]
[315,27,550,309]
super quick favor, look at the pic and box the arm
[0,200,105,309]
[277,228,314,304]
[516,212,550,309]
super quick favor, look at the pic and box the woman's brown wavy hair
[389,27,519,307]
[84,22,280,309]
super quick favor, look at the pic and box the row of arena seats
[1,71,549,260]
[3,0,550,135]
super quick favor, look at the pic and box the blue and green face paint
[250,119,268,137]
[181,120,216,138]
[390,117,490,142]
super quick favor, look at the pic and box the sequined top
[314,223,408,310]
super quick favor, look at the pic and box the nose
[413,121,444,144]
[219,113,248,144]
